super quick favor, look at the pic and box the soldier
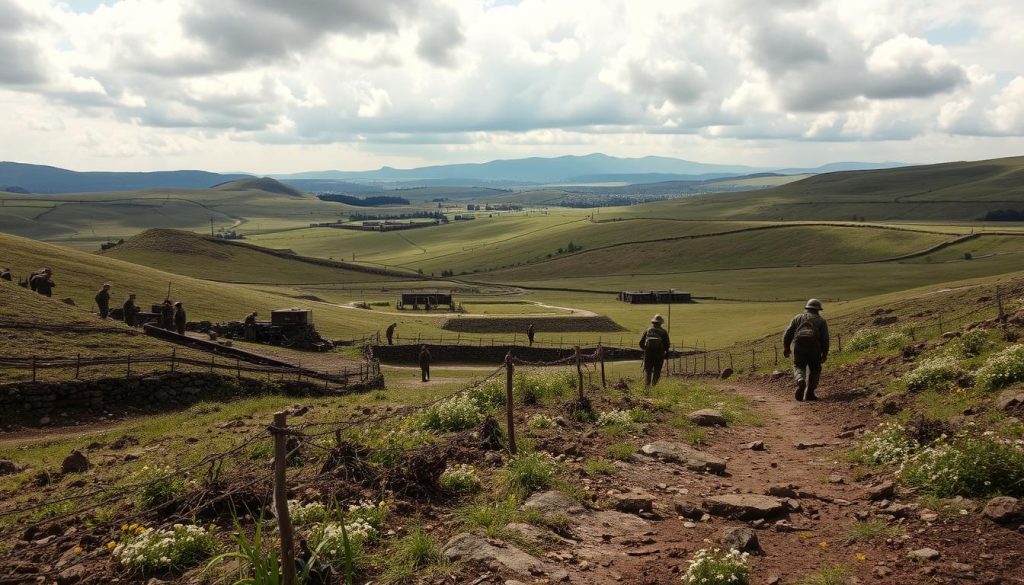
[0,268,11,281]
[419,345,431,383]
[30,268,55,297]
[95,283,112,319]
[783,298,830,401]
[639,314,670,389]
[527,323,536,346]
[173,301,187,335]
[160,300,174,330]
[386,322,397,345]
[243,311,258,341]
[123,294,139,326]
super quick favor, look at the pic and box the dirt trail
[510,377,1024,584]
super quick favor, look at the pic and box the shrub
[881,331,913,351]
[950,329,988,357]
[460,497,518,537]
[503,452,556,495]
[900,433,1024,498]
[467,380,506,410]
[902,355,963,391]
[856,422,917,465]
[309,521,368,569]
[683,548,749,585]
[440,464,482,494]
[848,329,881,352]
[628,407,654,423]
[605,442,636,461]
[288,500,329,527]
[136,464,189,510]
[346,500,388,532]
[111,523,216,573]
[528,414,557,429]
[515,371,576,404]
[421,395,483,432]
[582,458,616,475]
[369,427,434,467]
[975,344,1024,391]
[596,409,633,427]
[380,526,444,583]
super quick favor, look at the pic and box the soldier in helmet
[639,314,670,389]
[386,323,397,345]
[527,323,536,346]
[160,300,174,330]
[244,311,259,341]
[783,299,830,401]
[419,345,431,383]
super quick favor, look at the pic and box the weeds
[796,565,849,585]
[683,548,749,585]
[503,452,556,496]
[439,464,482,494]
[975,344,1024,391]
[605,442,637,461]
[901,433,1024,497]
[582,458,616,475]
[379,526,445,584]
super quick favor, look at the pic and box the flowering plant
[421,394,483,432]
[683,547,750,584]
[528,414,557,429]
[440,464,482,493]
[111,523,216,573]
[975,344,1024,391]
[902,355,963,391]
[857,421,918,465]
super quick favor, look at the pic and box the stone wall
[1,372,377,421]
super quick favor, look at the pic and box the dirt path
[500,377,1024,584]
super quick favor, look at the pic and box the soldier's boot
[805,392,819,401]
[795,379,805,401]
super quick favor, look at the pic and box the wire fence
[0,349,382,388]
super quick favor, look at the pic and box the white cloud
[0,0,1022,171]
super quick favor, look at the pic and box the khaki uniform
[639,325,670,388]
[783,311,829,399]
[419,347,431,382]
[95,289,111,319]
[174,305,187,335]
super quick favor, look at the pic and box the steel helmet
[651,314,665,324]
[805,298,823,311]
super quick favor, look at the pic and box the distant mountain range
[0,155,909,194]
[0,161,250,194]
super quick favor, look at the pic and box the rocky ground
[439,375,1024,585]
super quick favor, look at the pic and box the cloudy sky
[2,0,1023,172]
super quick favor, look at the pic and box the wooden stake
[505,353,517,455]
[575,346,584,400]
[271,412,297,585]
[599,345,606,388]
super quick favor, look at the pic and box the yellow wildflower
[106,541,117,551]
[856,553,867,562]
[73,546,83,554]
[819,541,829,550]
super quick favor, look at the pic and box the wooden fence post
[703,352,707,373]
[837,333,843,352]
[32,355,37,383]
[126,355,132,377]
[575,346,584,400]
[505,353,517,455]
[209,356,215,374]
[598,345,606,388]
[717,354,721,374]
[751,348,756,372]
[170,348,176,374]
[236,358,241,379]
[997,286,1009,338]
[271,412,297,585]
[729,353,734,372]
[938,312,944,334]
[75,353,81,379]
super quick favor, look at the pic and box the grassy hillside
[0,232,443,340]
[0,183,434,250]
[610,156,1024,221]
[102,228,412,284]
[478,224,953,280]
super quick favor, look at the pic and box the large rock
[908,548,940,561]
[443,533,546,576]
[867,480,895,501]
[60,451,90,474]
[996,391,1024,412]
[520,491,585,516]
[640,441,727,474]
[704,494,786,520]
[687,409,727,427]
[982,496,1024,524]
[0,459,24,476]
[612,490,655,515]
[721,526,763,555]
[56,563,87,585]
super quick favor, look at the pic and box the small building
[399,290,455,310]
[618,290,692,304]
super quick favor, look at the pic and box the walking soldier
[95,283,112,319]
[173,301,187,335]
[783,299,830,401]
[639,314,670,389]
[419,345,431,382]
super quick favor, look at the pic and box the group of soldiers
[94,283,187,335]
[639,298,829,401]
[2,267,57,297]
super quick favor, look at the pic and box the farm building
[399,290,455,310]
[618,290,692,304]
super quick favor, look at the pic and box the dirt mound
[104,228,231,260]
[439,315,625,333]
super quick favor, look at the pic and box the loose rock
[908,548,940,561]
[982,496,1024,524]
[520,491,585,516]
[641,441,727,474]
[703,494,786,520]
[867,480,895,501]
[720,526,763,555]
[687,409,727,427]
[60,451,90,474]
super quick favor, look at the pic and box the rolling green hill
[101,228,414,284]
[610,156,1024,221]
